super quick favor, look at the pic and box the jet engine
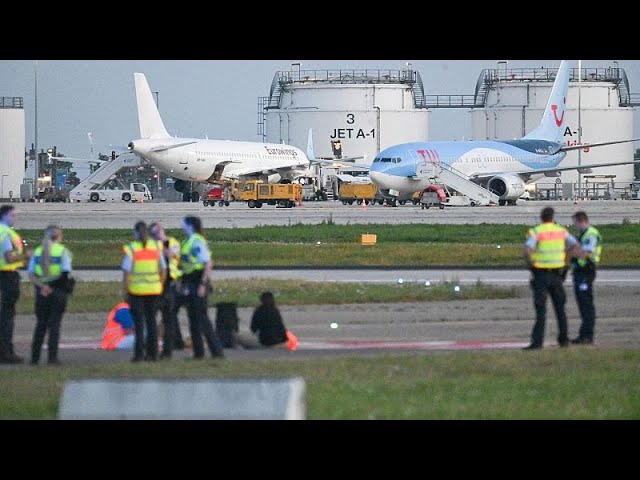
[487,174,526,205]
[173,179,186,193]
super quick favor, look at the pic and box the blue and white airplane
[369,60,639,205]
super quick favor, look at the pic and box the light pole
[34,60,38,188]
[577,60,582,200]
[152,91,160,193]
[1,174,8,199]
[374,106,381,154]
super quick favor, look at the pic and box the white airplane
[127,73,314,194]
[369,60,640,205]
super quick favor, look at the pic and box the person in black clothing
[238,291,288,349]
[178,216,224,359]
[149,222,184,358]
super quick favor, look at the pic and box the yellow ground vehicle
[338,182,377,205]
[240,181,302,208]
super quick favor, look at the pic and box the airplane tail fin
[306,128,316,161]
[523,60,571,143]
[134,73,170,139]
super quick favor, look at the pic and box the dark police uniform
[571,226,602,344]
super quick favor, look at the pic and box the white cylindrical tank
[471,68,635,185]
[264,69,430,164]
[0,98,25,200]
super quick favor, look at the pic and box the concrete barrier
[59,377,306,419]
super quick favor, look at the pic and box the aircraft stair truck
[338,182,377,205]
[240,180,302,208]
[415,162,499,206]
[69,152,153,203]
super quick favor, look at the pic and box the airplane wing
[221,162,311,180]
[306,128,370,170]
[472,159,640,181]
[310,157,371,169]
[557,138,640,153]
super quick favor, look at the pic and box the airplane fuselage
[369,139,567,194]
[130,138,309,183]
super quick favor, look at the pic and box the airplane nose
[369,171,383,184]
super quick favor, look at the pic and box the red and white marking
[55,340,529,352]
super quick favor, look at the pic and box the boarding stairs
[414,161,499,206]
[71,153,143,192]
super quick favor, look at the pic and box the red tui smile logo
[551,97,566,127]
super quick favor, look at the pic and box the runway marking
[55,340,529,352]
[297,340,529,351]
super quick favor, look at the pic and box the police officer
[27,226,73,365]
[570,211,602,345]
[0,205,32,364]
[523,207,579,350]
[178,216,224,359]
[149,222,184,358]
[121,221,166,362]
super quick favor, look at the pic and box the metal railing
[265,68,424,109]
[423,95,477,108]
[0,97,23,109]
[257,96,268,140]
[528,181,639,201]
[474,66,639,107]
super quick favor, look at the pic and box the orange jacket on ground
[102,302,132,351]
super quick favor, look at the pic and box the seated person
[238,291,297,350]
[101,302,135,351]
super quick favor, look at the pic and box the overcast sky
[1,59,639,175]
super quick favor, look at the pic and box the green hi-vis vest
[33,243,70,282]
[576,226,602,267]
[180,233,207,275]
[0,224,25,271]
[124,240,163,296]
[528,222,569,269]
[166,236,182,280]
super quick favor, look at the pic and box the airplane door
[179,151,190,165]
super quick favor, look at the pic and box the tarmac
[4,284,639,367]
[2,198,638,366]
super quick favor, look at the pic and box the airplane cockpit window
[381,158,392,163]
[373,158,381,163]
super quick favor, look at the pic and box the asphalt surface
[2,199,638,367]
[11,198,640,229]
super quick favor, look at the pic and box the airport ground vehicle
[69,152,153,203]
[419,185,447,210]
[293,175,328,201]
[338,182,377,205]
[41,187,69,203]
[202,186,230,207]
[240,180,302,208]
[71,182,152,203]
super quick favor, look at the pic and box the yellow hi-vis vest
[33,243,69,282]
[528,222,570,269]
[180,233,207,275]
[576,226,602,267]
[166,236,182,281]
[124,240,163,296]
[0,224,25,271]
